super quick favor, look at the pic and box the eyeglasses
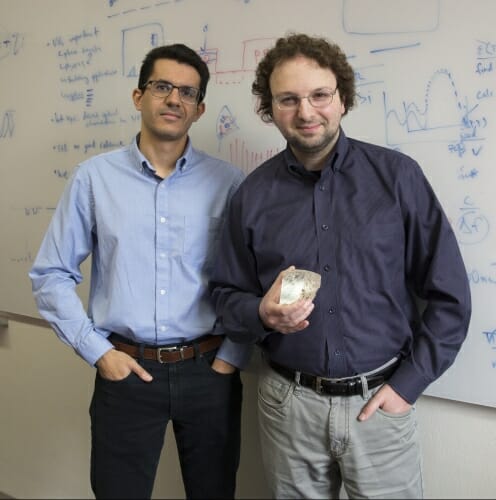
[142,80,201,104]
[273,88,337,110]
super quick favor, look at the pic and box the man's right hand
[96,349,153,382]
[259,266,315,334]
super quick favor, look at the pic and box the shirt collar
[285,148,319,179]
[177,138,193,172]
[333,128,349,172]
[130,133,194,176]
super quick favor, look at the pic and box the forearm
[388,304,471,404]
[30,267,112,365]
[211,285,268,343]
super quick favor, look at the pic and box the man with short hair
[30,43,249,499]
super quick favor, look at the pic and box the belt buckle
[347,378,357,395]
[157,345,185,364]
[314,376,324,394]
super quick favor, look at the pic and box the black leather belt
[268,359,399,396]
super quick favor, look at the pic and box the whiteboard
[0,0,495,407]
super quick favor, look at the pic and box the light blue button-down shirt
[29,136,251,368]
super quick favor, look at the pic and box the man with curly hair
[211,33,471,498]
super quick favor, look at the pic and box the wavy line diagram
[383,68,467,146]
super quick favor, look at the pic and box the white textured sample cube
[280,269,321,305]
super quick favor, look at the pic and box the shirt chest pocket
[183,216,222,267]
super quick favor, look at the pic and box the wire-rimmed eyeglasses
[273,87,337,110]
[142,80,202,104]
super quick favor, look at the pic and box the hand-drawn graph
[199,24,275,85]
[122,22,164,77]
[228,138,282,174]
[383,69,486,148]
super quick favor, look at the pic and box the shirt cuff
[215,337,253,370]
[76,329,115,366]
[387,360,432,404]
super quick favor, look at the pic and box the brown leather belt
[110,335,223,364]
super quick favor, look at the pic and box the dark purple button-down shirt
[211,129,471,403]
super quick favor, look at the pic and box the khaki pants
[257,361,423,499]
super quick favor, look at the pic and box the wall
[1,321,495,499]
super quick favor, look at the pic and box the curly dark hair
[252,33,356,123]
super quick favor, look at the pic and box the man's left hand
[358,384,411,421]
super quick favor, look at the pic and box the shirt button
[160,252,166,258]
[321,224,329,231]
[334,349,341,356]
[328,307,335,314]
[160,326,167,332]
[160,289,166,295]
[319,184,326,191]
[324,264,330,272]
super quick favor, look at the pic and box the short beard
[286,129,338,156]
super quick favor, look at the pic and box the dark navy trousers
[89,348,242,499]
